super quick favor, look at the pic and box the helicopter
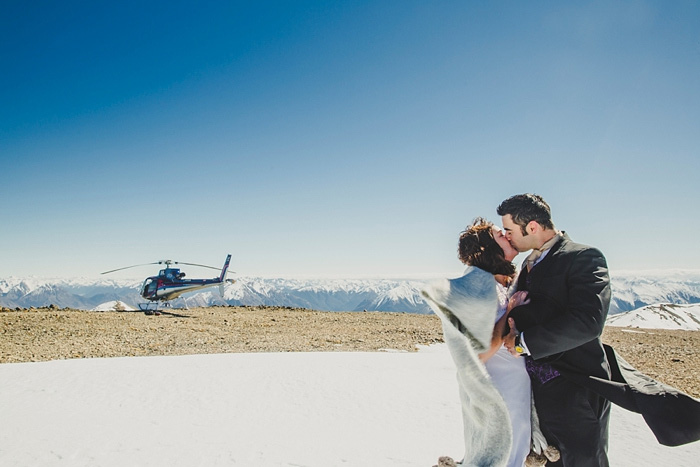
[102,254,234,314]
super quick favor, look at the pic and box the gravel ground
[2,306,698,398]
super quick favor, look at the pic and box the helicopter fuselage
[139,255,232,302]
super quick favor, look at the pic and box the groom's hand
[507,291,530,312]
[504,317,520,357]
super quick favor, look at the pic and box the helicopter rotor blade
[172,261,221,271]
[102,258,232,275]
[101,262,159,275]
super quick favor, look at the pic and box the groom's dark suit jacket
[511,234,700,447]
[510,233,612,380]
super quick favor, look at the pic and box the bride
[423,217,554,467]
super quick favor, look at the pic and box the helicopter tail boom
[219,254,232,282]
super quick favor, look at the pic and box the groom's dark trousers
[531,371,611,466]
[510,234,612,467]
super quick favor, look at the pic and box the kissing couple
[423,193,700,467]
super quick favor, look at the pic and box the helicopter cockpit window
[141,278,157,296]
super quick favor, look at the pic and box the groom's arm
[509,247,611,360]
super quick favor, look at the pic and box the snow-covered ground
[91,300,135,312]
[1,345,698,467]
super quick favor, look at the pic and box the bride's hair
[458,217,516,276]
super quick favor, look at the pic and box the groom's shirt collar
[527,231,564,270]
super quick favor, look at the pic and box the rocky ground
[2,305,698,398]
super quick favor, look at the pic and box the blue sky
[2,0,699,279]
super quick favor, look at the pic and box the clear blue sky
[2,0,699,279]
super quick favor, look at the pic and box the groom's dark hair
[496,194,555,234]
[458,218,516,276]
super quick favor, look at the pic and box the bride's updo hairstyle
[458,217,516,276]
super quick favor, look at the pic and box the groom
[498,194,612,467]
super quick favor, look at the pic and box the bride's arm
[479,291,529,362]
[479,321,505,362]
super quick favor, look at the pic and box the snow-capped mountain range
[605,303,700,330]
[3,270,700,319]
[0,276,432,314]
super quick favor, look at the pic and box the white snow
[1,345,698,467]
[91,300,136,312]
[606,303,700,330]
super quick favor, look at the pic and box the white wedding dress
[483,282,532,467]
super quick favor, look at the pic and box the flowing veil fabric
[422,267,512,467]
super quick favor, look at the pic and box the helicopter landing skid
[139,302,168,316]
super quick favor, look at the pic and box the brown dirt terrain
[1,306,698,398]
